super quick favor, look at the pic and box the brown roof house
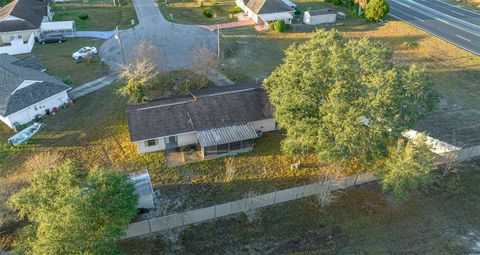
[0,0,52,55]
[126,82,277,161]
[235,0,295,30]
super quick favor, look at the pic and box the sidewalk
[68,31,117,39]
[68,73,119,99]
[198,19,254,31]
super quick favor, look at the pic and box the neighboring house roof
[307,8,335,16]
[0,0,49,32]
[126,81,274,142]
[0,53,70,116]
[246,0,292,14]
[12,56,45,71]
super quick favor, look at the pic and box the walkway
[70,31,117,39]
[99,0,217,71]
[68,73,119,99]
[198,19,255,31]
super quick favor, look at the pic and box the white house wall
[2,90,69,128]
[135,119,277,154]
[249,118,277,132]
[0,33,35,55]
[137,137,165,154]
[304,13,337,25]
[177,132,198,147]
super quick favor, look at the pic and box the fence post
[273,189,277,204]
[301,182,305,198]
[214,202,217,218]
[354,174,359,185]
[181,211,185,227]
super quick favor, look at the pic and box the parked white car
[72,47,98,60]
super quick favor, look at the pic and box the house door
[165,136,178,149]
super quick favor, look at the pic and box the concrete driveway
[99,0,217,70]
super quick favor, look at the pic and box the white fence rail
[124,172,377,239]
[123,134,480,240]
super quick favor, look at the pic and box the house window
[217,143,229,154]
[242,139,254,148]
[145,139,157,147]
[230,141,241,151]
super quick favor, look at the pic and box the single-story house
[126,82,277,158]
[235,0,295,30]
[303,9,337,25]
[0,0,75,55]
[0,53,71,129]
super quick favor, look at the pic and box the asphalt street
[388,0,480,55]
[99,0,217,70]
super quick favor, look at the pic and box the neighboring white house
[0,54,71,129]
[235,0,295,30]
[303,9,337,25]
[0,0,52,55]
[0,0,75,55]
[126,82,277,159]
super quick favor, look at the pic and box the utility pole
[115,26,126,65]
[217,24,220,60]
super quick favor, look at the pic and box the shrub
[78,12,89,20]
[365,0,389,22]
[402,40,420,49]
[203,7,213,18]
[326,0,341,5]
[63,76,73,85]
[228,6,243,14]
[271,20,286,33]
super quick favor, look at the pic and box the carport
[40,21,76,36]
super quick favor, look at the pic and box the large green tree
[264,30,438,172]
[365,0,390,21]
[8,162,138,255]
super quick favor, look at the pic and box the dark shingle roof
[6,82,69,115]
[0,54,70,116]
[12,56,45,71]
[126,81,274,141]
[0,0,48,32]
[246,0,292,14]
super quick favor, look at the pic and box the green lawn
[53,3,138,30]
[159,0,236,25]
[444,0,480,12]
[120,159,480,254]
[31,38,109,86]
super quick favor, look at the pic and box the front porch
[165,124,260,167]
[165,149,203,167]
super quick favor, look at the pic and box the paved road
[388,0,480,55]
[99,0,217,70]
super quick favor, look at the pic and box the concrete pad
[124,221,150,239]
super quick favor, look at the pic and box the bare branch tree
[131,40,168,73]
[190,46,219,89]
[119,59,158,103]
[313,169,343,210]
[224,157,236,182]
[118,41,164,103]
